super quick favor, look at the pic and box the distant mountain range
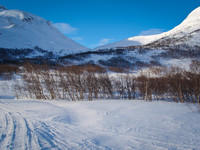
[0,5,200,68]
[63,6,200,70]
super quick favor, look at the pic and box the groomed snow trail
[0,99,200,150]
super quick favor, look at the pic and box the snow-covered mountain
[63,7,200,70]
[0,5,89,58]
[95,7,200,50]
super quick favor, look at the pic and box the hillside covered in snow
[60,6,200,69]
[0,5,89,59]
[95,7,200,50]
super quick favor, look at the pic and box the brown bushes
[15,64,112,100]
[0,64,18,80]
[14,61,200,104]
[135,63,200,103]
[64,65,106,73]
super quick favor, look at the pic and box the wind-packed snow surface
[95,7,200,50]
[0,97,200,149]
[0,5,89,56]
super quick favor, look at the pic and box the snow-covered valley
[1,3,200,149]
[0,98,200,150]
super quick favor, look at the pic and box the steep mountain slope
[0,5,89,58]
[95,7,200,50]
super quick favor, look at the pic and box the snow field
[0,98,200,150]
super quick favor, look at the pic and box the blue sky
[1,0,200,48]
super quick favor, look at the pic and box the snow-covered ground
[0,99,200,150]
[0,80,200,150]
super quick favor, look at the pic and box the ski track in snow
[0,98,200,150]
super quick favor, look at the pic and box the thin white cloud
[54,23,78,34]
[138,28,165,36]
[98,38,114,46]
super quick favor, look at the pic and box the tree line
[14,61,200,104]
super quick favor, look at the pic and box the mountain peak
[95,6,200,50]
[186,6,200,21]
[0,5,89,57]
[0,5,7,11]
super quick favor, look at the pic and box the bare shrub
[40,66,60,100]
[98,73,113,99]
[22,63,46,99]
[13,61,200,106]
